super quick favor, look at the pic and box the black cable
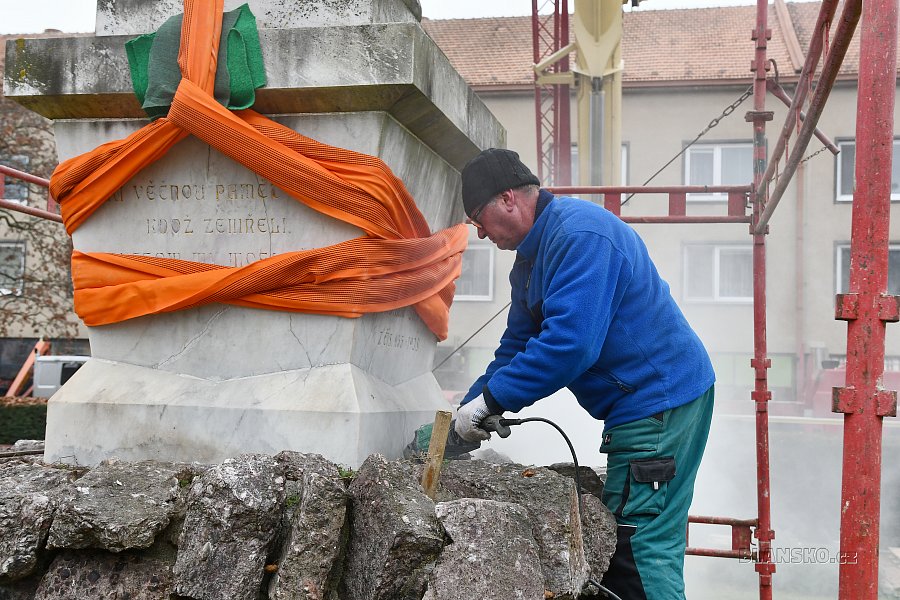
[588,578,625,600]
[499,417,585,522]
[499,416,626,600]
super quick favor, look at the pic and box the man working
[453,148,715,600]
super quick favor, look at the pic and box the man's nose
[476,227,488,240]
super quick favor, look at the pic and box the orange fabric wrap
[50,0,466,340]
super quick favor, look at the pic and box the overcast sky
[0,0,781,35]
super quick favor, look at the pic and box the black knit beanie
[461,148,540,218]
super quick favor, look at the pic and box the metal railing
[0,164,62,223]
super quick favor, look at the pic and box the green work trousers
[598,386,715,600]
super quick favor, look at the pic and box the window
[684,243,753,302]
[835,243,900,295]
[684,142,753,200]
[455,243,494,301]
[0,242,26,296]
[1,155,31,204]
[835,139,900,201]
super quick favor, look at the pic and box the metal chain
[623,85,754,205]
[701,85,754,136]
[800,145,829,164]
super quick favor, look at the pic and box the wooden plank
[420,410,453,500]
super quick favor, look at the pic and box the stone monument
[4,0,504,466]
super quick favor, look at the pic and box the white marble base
[44,357,449,468]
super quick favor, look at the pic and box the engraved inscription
[105,178,301,268]
[227,251,281,267]
[143,217,290,236]
[132,182,207,201]
[214,183,281,201]
[74,136,362,273]
[375,329,421,352]
[129,181,285,203]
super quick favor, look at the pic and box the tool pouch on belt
[616,456,676,517]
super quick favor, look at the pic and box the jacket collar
[516,188,555,260]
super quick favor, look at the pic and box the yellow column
[574,0,625,187]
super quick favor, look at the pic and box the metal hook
[769,58,780,85]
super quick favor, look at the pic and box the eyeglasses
[468,201,489,229]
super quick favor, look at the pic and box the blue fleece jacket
[463,191,715,428]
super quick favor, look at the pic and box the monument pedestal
[5,0,503,466]
[49,358,443,467]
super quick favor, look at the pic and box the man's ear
[498,189,515,211]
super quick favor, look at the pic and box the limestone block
[269,472,350,600]
[172,454,285,599]
[95,0,422,36]
[274,451,342,482]
[44,359,445,467]
[46,461,197,553]
[423,499,545,600]
[32,550,174,600]
[437,460,618,597]
[274,451,343,525]
[547,462,607,500]
[0,460,76,582]
[342,455,444,600]
[10,442,44,453]
[270,451,348,600]
[4,24,503,169]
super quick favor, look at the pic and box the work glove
[454,394,493,442]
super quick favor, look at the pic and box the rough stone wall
[0,451,616,600]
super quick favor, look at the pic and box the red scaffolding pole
[747,0,775,597]
[755,0,861,233]
[0,164,60,222]
[835,0,899,596]
[532,0,571,186]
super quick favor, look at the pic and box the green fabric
[124,3,266,120]
[403,421,481,460]
[599,386,715,600]
[225,6,265,109]
[414,422,434,453]
[125,32,153,106]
